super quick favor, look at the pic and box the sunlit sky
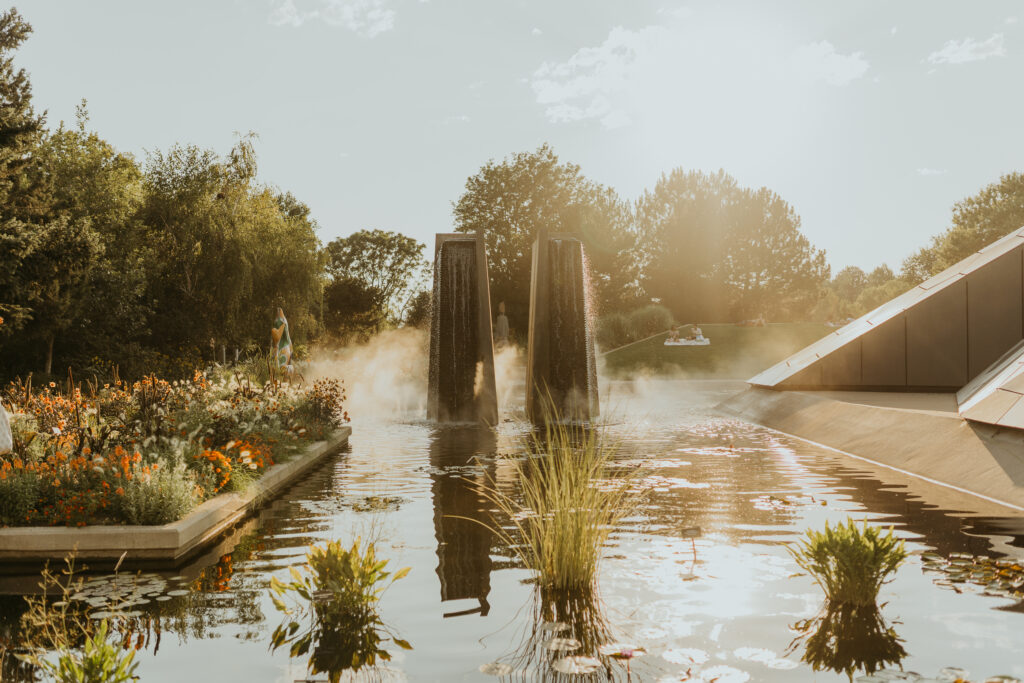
[18,1,1024,272]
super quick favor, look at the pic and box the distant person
[271,307,293,374]
[494,302,510,349]
[688,325,704,341]
[668,324,681,342]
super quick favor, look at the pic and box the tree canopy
[453,144,638,338]
[635,169,829,322]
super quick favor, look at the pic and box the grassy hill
[600,322,831,379]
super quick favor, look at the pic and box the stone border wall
[0,427,351,568]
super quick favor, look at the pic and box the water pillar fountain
[427,233,498,424]
[526,231,600,423]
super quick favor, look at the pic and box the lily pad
[552,656,602,674]
[548,637,581,652]
[598,642,647,659]
[479,661,514,676]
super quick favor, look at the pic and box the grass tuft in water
[789,517,907,606]
[475,420,639,592]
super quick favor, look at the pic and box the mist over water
[305,327,429,420]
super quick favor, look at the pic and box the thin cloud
[927,33,1006,65]
[1007,16,1019,25]
[917,167,947,176]
[268,0,396,37]
[793,41,869,86]
[530,23,868,130]
[532,27,543,37]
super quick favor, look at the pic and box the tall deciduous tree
[324,229,426,329]
[635,169,828,321]
[902,172,1024,283]
[452,144,638,338]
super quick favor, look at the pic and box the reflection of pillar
[428,233,498,424]
[526,231,599,423]
[429,426,495,617]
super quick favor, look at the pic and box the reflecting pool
[2,379,1024,682]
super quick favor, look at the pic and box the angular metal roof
[957,340,1024,428]
[750,226,1024,389]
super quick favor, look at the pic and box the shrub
[627,304,674,339]
[595,305,674,351]
[476,421,640,592]
[0,468,40,525]
[789,518,906,606]
[595,312,631,350]
[119,461,199,525]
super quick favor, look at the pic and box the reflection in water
[498,588,613,681]
[788,601,906,679]
[429,426,496,617]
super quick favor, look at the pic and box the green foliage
[14,556,138,683]
[789,518,907,606]
[45,621,138,683]
[636,168,829,322]
[323,229,427,337]
[476,420,640,592]
[118,461,199,525]
[453,144,639,334]
[596,304,674,350]
[269,538,411,681]
[403,289,431,328]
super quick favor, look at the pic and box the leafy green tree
[831,266,867,304]
[324,229,426,329]
[403,290,430,329]
[29,103,149,371]
[636,169,828,321]
[452,144,638,337]
[139,136,322,358]
[902,172,1024,283]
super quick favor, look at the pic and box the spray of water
[305,327,429,421]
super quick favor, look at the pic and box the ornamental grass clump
[789,518,907,606]
[477,420,639,592]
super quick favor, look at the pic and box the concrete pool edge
[718,388,1024,512]
[0,426,351,568]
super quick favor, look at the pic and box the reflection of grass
[789,518,906,606]
[601,322,830,378]
[476,422,638,592]
[492,588,613,682]
[788,602,906,680]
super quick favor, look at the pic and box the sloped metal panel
[967,247,1024,378]
[992,395,1024,430]
[861,316,907,386]
[749,226,1024,390]
[821,338,862,386]
[963,390,1019,425]
[906,281,968,388]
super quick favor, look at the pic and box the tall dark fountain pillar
[525,231,599,423]
[428,233,498,424]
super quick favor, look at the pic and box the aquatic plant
[789,518,906,606]
[475,420,639,592]
[269,538,411,681]
[15,555,138,683]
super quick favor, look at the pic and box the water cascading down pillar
[525,231,599,423]
[428,233,498,424]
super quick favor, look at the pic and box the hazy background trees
[2,6,1024,379]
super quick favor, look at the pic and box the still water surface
[4,379,1024,681]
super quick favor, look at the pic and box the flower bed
[0,370,348,527]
